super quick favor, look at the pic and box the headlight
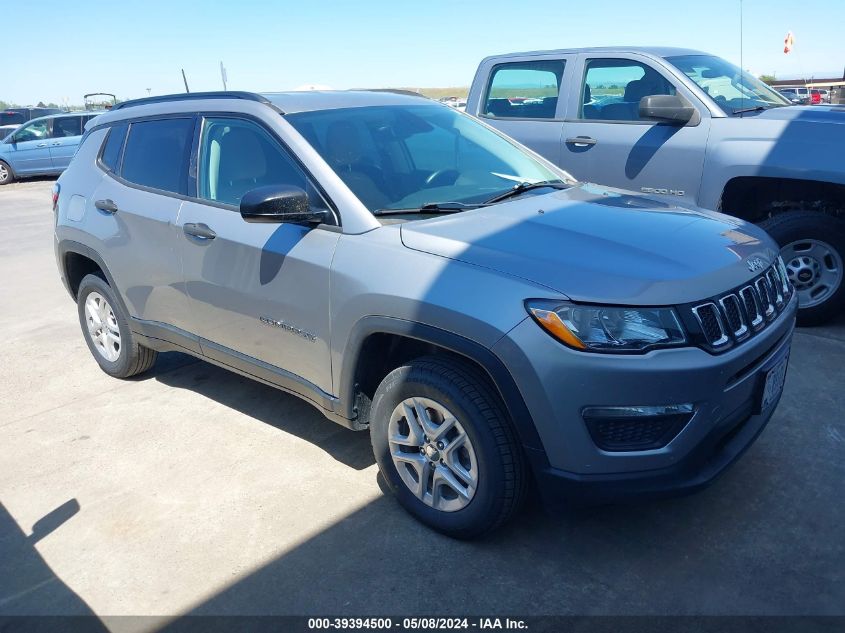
[526,300,687,353]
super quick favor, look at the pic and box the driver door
[561,53,711,207]
[177,115,339,395]
[5,119,54,174]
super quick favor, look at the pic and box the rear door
[48,115,85,170]
[91,117,194,330]
[472,55,574,168]
[560,53,711,206]
[177,115,339,394]
[2,118,54,174]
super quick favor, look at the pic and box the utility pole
[220,62,228,91]
[146,88,151,97]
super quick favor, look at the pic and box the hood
[400,184,778,305]
[751,104,845,125]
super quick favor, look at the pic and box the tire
[0,161,14,185]
[759,211,845,326]
[76,273,157,378]
[370,355,525,539]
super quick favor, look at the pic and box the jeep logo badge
[746,257,766,272]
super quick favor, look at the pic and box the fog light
[582,404,694,452]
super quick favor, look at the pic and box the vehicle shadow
[0,500,106,624]
[148,352,375,470]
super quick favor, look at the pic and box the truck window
[580,59,675,122]
[484,60,564,120]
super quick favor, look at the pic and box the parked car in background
[0,107,64,127]
[53,90,795,537]
[0,111,101,185]
[777,88,810,105]
[810,89,822,105]
[468,47,845,324]
[778,87,812,104]
[816,89,831,103]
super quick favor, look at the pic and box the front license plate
[761,353,789,412]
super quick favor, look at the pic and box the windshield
[666,55,791,114]
[286,104,572,213]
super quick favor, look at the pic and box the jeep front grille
[689,259,793,352]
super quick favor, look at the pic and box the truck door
[471,55,575,168]
[561,53,710,206]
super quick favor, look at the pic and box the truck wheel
[0,161,14,185]
[759,212,845,326]
[77,274,157,378]
[370,355,525,539]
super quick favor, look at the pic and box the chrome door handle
[94,199,118,214]
[37,143,48,147]
[183,223,216,240]
[565,136,598,147]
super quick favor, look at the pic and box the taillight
[52,182,60,213]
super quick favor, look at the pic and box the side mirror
[240,185,326,225]
[639,95,695,124]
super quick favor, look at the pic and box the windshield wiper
[732,105,769,115]
[373,202,480,216]
[483,179,569,205]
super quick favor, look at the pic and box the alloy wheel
[388,397,478,512]
[84,292,121,362]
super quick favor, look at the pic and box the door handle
[37,143,48,147]
[94,199,118,214]
[183,222,216,240]
[565,136,598,147]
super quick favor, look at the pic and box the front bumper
[492,293,797,504]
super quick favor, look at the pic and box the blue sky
[5,0,844,105]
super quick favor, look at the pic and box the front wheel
[759,211,845,326]
[370,356,525,539]
[0,161,14,185]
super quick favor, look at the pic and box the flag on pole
[784,31,795,54]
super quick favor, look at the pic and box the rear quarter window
[120,118,194,194]
[99,123,128,173]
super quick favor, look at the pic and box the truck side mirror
[639,95,696,125]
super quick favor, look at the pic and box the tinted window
[121,118,193,194]
[199,117,327,208]
[0,112,26,125]
[100,123,128,172]
[51,116,82,138]
[484,61,564,119]
[580,58,676,121]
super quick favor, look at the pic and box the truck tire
[77,273,157,378]
[759,212,845,326]
[0,161,14,185]
[370,355,526,539]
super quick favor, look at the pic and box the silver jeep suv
[53,90,796,538]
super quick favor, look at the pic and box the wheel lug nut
[437,441,444,450]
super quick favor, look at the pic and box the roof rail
[112,91,272,111]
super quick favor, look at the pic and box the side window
[198,117,328,209]
[100,123,128,173]
[484,60,565,120]
[12,120,50,143]
[51,116,83,138]
[580,59,676,121]
[121,118,193,194]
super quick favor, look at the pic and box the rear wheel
[77,274,157,378]
[370,356,525,539]
[759,212,845,326]
[0,161,14,185]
